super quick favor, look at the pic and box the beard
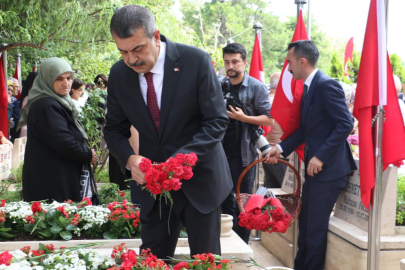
[226,69,242,78]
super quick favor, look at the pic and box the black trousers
[294,175,347,270]
[221,155,255,243]
[139,189,221,260]
[262,161,287,188]
[108,153,128,191]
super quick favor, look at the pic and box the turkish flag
[249,32,265,83]
[353,0,405,210]
[344,37,354,76]
[270,10,308,160]
[13,57,21,99]
[0,53,9,138]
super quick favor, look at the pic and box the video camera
[218,75,241,110]
[218,76,271,155]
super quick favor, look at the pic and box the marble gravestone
[0,144,12,180]
[11,137,26,170]
[281,153,305,194]
[333,159,397,236]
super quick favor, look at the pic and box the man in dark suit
[265,40,356,270]
[103,5,233,260]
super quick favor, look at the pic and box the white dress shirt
[138,42,166,109]
[276,68,318,154]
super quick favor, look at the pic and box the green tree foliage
[329,52,344,80]
[346,50,360,84]
[390,54,405,82]
[180,0,291,82]
[0,0,191,82]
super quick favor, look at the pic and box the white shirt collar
[142,41,166,76]
[304,68,318,88]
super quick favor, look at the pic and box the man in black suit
[265,40,356,270]
[104,5,233,260]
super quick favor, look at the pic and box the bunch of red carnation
[139,153,198,196]
[107,244,169,270]
[172,253,232,270]
[238,204,291,234]
[107,200,141,230]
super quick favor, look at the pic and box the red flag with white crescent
[353,0,405,210]
[270,10,308,160]
[344,37,354,76]
[249,32,265,83]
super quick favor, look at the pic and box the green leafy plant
[0,180,22,203]
[397,174,405,225]
[23,200,91,241]
[80,88,109,176]
[103,200,141,239]
[9,162,23,183]
[94,164,110,183]
[99,183,131,204]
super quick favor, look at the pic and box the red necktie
[144,72,160,130]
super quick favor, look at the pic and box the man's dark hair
[110,5,156,39]
[288,40,319,66]
[94,74,108,88]
[72,78,85,90]
[222,43,247,61]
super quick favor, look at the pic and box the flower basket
[235,157,302,226]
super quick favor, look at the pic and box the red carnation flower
[139,158,152,173]
[0,251,12,266]
[174,261,190,270]
[31,202,42,214]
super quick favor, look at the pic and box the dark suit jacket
[104,35,233,216]
[280,70,356,181]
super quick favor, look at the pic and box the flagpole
[291,1,307,266]
[367,1,388,269]
[15,53,21,88]
[1,44,7,97]
[250,21,263,242]
[307,0,311,39]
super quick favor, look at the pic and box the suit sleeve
[32,100,92,163]
[103,73,134,169]
[279,126,305,157]
[314,81,353,164]
[173,53,229,160]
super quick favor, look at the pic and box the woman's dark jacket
[23,97,92,202]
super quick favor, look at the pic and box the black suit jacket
[280,70,356,181]
[104,35,233,216]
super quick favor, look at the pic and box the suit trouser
[221,155,255,243]
[139,188,221,260]
[294,175,347,270]
[262,161,288,188]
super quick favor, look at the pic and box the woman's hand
[91,149,97,168]
[1,136,13,150]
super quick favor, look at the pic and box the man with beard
[220,43,272,243]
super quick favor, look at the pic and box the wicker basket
[235,157,302,226]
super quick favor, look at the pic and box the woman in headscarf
[18,57,97,203]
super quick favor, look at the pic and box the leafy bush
[80,88,109,176]
[94,164,109,183]
[9,162,23,183]
[99,183,131,204]
[0,180,22,202]
[397,174,405,225]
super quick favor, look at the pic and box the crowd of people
[2,4,405,270]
